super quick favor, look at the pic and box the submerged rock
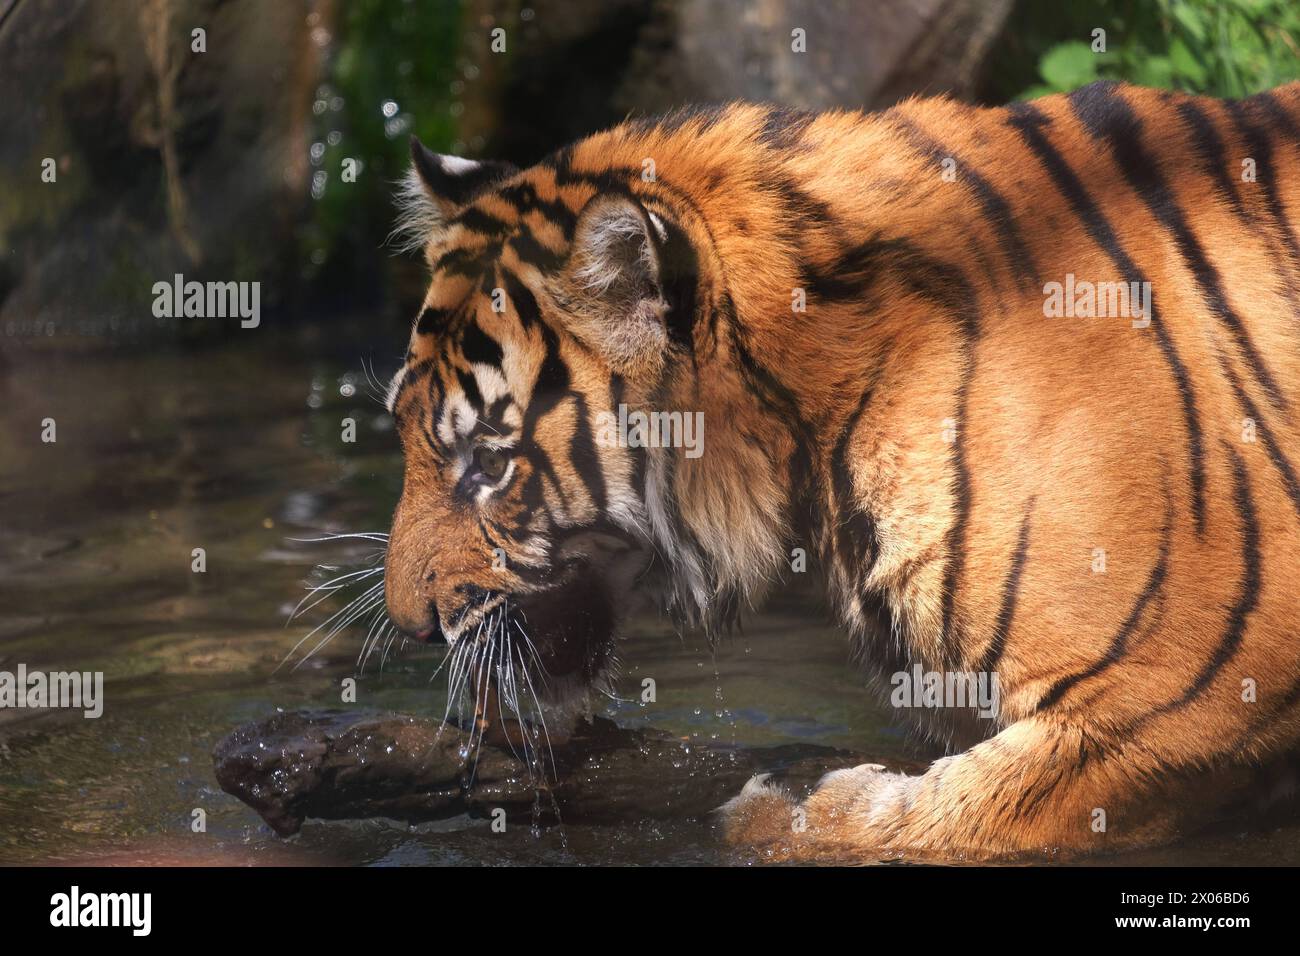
[212,709,873,836]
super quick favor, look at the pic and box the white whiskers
[282,532,557,785]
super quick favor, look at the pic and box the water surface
[1,339,1296,865]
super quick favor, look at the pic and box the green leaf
[1170,3,1208,43]
[1017,84,1057,101]
[1039,41,1100,90]
[1168,38,1208,84]
[1132,55,1175,88]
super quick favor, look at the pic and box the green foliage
[298,0,464,304]
[1017,0,1300,99]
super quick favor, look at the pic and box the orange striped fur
[383,81,1300,861]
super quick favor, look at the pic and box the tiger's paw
[716,773,800,857]
[717,763,907,863]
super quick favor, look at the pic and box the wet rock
[213,709,872,836]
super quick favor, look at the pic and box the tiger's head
[382,135,718,702]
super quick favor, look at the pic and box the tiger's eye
[475,447,508,481]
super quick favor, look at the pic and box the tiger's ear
[392,136,516,256]
[556,193,669,381]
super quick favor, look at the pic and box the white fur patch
[384,365,407,414]
[440,155,481,174]
[388,168,443,256]
[472,365,510,407]
[648,211,668,241]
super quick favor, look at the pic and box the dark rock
[212,709,877,835]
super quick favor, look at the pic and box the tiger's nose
[399,618,444,644]
[388,596,444,644]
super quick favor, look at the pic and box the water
[1,337,1296,865]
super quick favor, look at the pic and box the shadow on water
[1,336,1298,865]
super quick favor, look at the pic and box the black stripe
[1035,494,1172,712]
[390,357,434,413]
[434,245,496,278]
[416,307,454,336]
[521,439,570,514]
[728,328,816,518]
[1226,97,1300,280]
[1008,100,1207,534]
[1250,90,1300,146]
[528,322,570,415]
[455,368,483,412]
[1068,82,1287,413]
[474,395,515,439]
[405,362,451,463]
[768,175,841,240]
[611,374,647,500]
[799,236,980,655]
[513,470,546,534]
[567,393,608,513]
[459,321,504,368]
[516,318,572,515]
[509,227,565,273]
[497,182,579,240]
[978,501,1035,674]
[1134,446,1260,727]
[758,106,814,150]
[1171,446,1259,705]
[454,205,509,237]
[501,269,540,330]
[830,369,882,583]
[890,116,1040,290]
[478,518,504,555]
[648,214,700,352]
[1221,360,1300,517]
[895,246,981,661]
[1175,100,1251,225]
[800,237,887,303]
[448,583,497,628]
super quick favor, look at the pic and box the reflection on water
[1,338,1297,865]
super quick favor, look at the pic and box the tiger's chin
[466,575,623,750]
[511,539,657,704]
[513,573,619,701]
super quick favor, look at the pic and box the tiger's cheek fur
[385,459,518,638]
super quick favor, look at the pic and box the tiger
[381,79,1300,862]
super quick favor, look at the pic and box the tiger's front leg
[719,715,1231,863]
